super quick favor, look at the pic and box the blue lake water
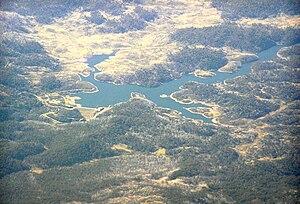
[74,46,282,123]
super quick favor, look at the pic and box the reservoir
[75,45,282,123]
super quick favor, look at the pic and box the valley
[0,0,299,203]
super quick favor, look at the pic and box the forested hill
[0,0,299,203]
[212,0,300,19]
[0,0,158,32]
[172,23,300,52]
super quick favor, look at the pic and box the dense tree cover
[0,93,298,203]
[279,43,300,57]
[0,12,29,34]
[164,45,299,203]
[172,44,299,124]
[0,96,219,171]
[0,85,45,122]
[211,0,300,19]
[0,158,30,179]
[170,44,299,177]
[0,37,44,56]
[0,36,87,124]
[1,0,158,33]
[0,2,299,203]
[0,0,87,23]
[0,25,95,125]
[214,158,300,203]
[134,6,158,22]
[0,98,224,202]
[169,47,228,71]
[0,52,61,123]
[82,0,124,16]
[0,86,298,203]
[83,4,157,33]
[0,64,30,90]
[170,148,239,179]
[103,14,147,33]
[277,43,300,67]
[123,0,143,4]
[0,120,118,169]
[0,154,176,203]
[85,11,106,25]
[251,62,300,83]
[0,26,72,124]
[157,186,213,204]
[174,82,280,121]
[27,137,119,168]
[172,23,300,52]
[0,34,61,71]
[0,140,45,178]
[40,75,62,91]
[118,47,228,87]
[0,140,45,161]
[47,109,85,123]
[261,102,299,126]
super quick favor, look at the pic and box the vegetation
[0,140,45,178]
[82,0,124,16]
[211,0,300,19]
[0,0,87,23]
[40,75,62,91]
[173,81,280,121]
[172,23,300,52]
[47,109,84,123]
[169,47,228,71]
[85,11,106,25]
[277,43,300,68]
[1,34,61,71]
[0,1,299,203]
[0,64,30,90]
[127,47,228,87]
[168,34,299,124]
[103,14,147,33]
[0,34,63,123]
[1,74,299,201]
[1,0,158,33]
[134,6,158,22]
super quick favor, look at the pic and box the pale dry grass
[30,168,44,174]
[111,144,133,153]
[31,0,223,81]
[185,106,221,123]
[191,69,216,78]
[239,14,300,28]
[154,148,166,155]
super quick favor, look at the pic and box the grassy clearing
[239,14,300,28]
[31,0,222,82]
[154,148,166,155]
[30,168,44,174]
[185,106,221,120]
[111,144,133,153]
[191,69,216,78]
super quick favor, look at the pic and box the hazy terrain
[0,0,299,203]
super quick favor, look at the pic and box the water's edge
[75,46,282,123]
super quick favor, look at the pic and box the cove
[74,45,282,123]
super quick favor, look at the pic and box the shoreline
[169,92,218,107]
[72,45,283,124]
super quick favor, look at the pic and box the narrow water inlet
[74,45,282,123]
